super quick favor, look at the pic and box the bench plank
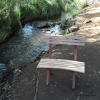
[42,35,85,46]
[37,59,85,73]
[43,35,85,39]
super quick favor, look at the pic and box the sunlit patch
[91,17,100,22]
[46,0,52,4]
[85,26,100,30]
[87,38,97,42]
[86,7,100,14]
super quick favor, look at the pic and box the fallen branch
[34,72,40,100]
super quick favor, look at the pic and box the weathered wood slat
[43,35,85,40]
[42,35,85,46]
[42,38,85,42]
[42,41,85,45]
[37,59,85,73]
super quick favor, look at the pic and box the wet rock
[55,21,62,25]
[50,22,56,26]
[51,30,55,33]
[41,32,46,35]
[68,25,79,33]
[33,21,51,28]
[42,28,51,31]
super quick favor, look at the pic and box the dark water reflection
[0,11,72,75]
[0,22,62,76]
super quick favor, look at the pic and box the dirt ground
[6,3,100,100]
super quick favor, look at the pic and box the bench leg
[46,69,53,85]
[46,69,50,85]
[72,72,76,89]
[49,69,53,74]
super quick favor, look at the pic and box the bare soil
[6,3,100,100]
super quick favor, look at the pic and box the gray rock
[42,28,50,31]
[55,21,62,25]
[33,21,61,28]
[68,25,79,33]
[50,22,56,26]
[33,21,50,28]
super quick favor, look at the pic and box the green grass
[61,0,89,16]
[64,29,68,36]
[0,0,89,43]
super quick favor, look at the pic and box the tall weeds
[0,0,89,43]
[61,0,89,18]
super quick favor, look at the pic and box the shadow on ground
[37,42,100,100]
[7,3,100,100]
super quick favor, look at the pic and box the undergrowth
[0,0,89,43]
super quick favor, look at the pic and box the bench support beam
[72,45,77,88]
[46,69,50,85]
[46,44,53,85]
[72,72,76,89]
[46,68,53,85]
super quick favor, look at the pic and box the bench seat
[37,35,85,88]
[37,59,85,73]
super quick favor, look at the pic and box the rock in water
[34,21,50,28]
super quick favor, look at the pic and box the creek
[0,11,73,77]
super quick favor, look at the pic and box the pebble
[50,91,53,93]
[87,83,88,85]
[80,92,83,94]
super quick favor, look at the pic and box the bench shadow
[37,41,100,100]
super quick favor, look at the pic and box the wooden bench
[37,35,85,89]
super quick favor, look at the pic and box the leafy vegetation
[0,0,89,43]
[61,0,89,18]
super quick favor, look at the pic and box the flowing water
[0,23,62,75]
[0,11,73,76]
